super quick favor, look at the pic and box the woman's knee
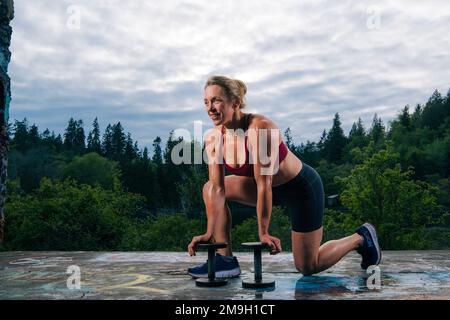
[294,260,318,276]
[202,180,224,201]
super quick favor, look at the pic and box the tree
[317,129,327,155]
[4,178,145,250]
[421,89,446,129]
[336,143,444,248]
[284,127,293,150]
[63,152,121,190]
[28,124,40,146]
[111,122,126,160]
[87,117,101,153]
[11,118,29,152]
[323,113,348,164]
[399,105,411,130]
[102,124,113,157]
[369,113,386,148]
[152,136,163,165]
[176,164,207,218]
[63,118,85,154]
[344,118,368,163]
[142,147,149,165]
[160,131,184,210]
[297,140,320,167]
[124,132,137,161]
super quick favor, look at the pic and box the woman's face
[204,85,235,125]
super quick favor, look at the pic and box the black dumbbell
[195,242,229,287]
[241,242,275,289]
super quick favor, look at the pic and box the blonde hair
[204,75,247,109]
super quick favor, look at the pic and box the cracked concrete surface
[0,251,449,300]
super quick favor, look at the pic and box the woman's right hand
[188,233,213,256]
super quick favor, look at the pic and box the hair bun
[234,79,247,96]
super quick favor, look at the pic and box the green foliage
[343,118,369,163]
[63,152,121,190]
[4,87,450,251]
[315,160,353,196]
[322,113,348,164]
[63,118,85,154]
[123,214,204,251]
[176,164,208,219]
[87,117,101,153]
[4,178,146,250]
[323,208,362,242]
[336,144,445,248]
[369,114,386,148]
[8,147,64,192]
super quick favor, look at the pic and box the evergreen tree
[369,114,385,147]
[76,120,85,151]
[152,136,163,165]
[445,89,450,118]
[63,118,85,153]
[111,122,126,160]
[323,113,348,163]
[133,141,139,157]
[87,117,101,153]
[54,134,63,152]
[102,124,113,158]
[12,118,29,152]
[41,129,57,150]
[421,89,446,129]
[284,127,293,150]
[348,118,366,140]
[28,124,40,147]
[143,147,149,164]
[161,131,184,210]
[399,105,411,129]
[124,132,137,161]
[298,140,320,167]
[317,129,327,156]
[344,118,368,163]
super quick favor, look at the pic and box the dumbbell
[195,242,229,287]
[241,242,275,289]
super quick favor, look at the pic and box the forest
[1,89,449,251]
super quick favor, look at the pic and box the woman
[187,75,381,278]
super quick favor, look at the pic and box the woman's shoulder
[247,113,279,131]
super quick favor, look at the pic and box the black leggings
[271,163,324,233]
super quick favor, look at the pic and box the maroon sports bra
[221,114,289,177]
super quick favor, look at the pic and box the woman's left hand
[259,233,282,255]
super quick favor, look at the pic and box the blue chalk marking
[295,275,366,294]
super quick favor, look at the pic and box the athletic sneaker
[187,253,241,279]
[356,223,382,270]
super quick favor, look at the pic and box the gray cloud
[8,0,450,152]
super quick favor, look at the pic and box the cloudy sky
[9,0,450,153]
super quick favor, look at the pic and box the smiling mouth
[210,114,220,119]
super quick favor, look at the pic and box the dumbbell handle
[254,248,262,282]
[208,248,216,281]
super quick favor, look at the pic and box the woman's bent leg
[292,227,363,275]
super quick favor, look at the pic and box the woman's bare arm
[248,118,282,254]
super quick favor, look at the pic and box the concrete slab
[0,251,449,300]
